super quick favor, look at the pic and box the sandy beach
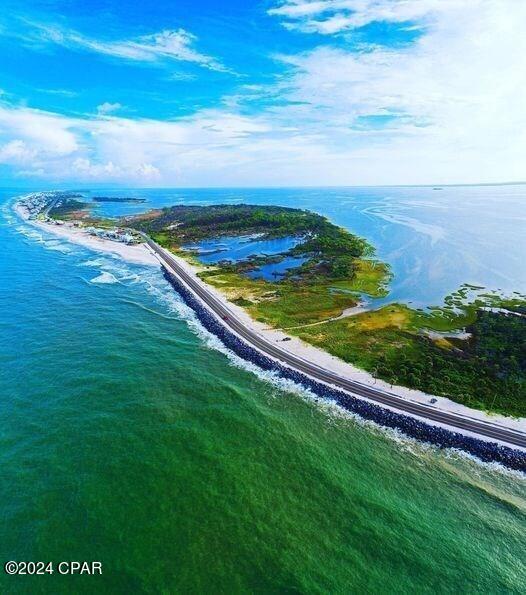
[15,200,526,437]
[14,203,157,266]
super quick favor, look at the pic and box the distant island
[93,196,146,203]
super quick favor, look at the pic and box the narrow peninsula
[16,193,526,419]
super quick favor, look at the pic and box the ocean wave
[81,257,112,268]
[119,299,181,321]
[80,257,143,286]
[90,272,119,284]
[43,241,73,254]
[14,221,79,255]
[16,226,44,242]
[119,273,141,283]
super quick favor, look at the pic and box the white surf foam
[43,242,73,254]
[90,272,119,284]
[81,257,112,268]
[17,226,44,242]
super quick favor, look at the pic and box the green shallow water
[1,190,525,593]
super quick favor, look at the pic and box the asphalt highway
[148,240,526,450]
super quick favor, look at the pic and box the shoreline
[14,203,157,266]
[154,245,526,437]
[158,258,526,470]
[13,199,526,442]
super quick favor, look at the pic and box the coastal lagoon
[1,186,526,592]
[183,234,303,264]
[244,255,308,281]
[183,234,308,281]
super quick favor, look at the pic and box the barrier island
[18,193,526,417]
[128,204,526,418]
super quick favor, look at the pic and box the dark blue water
[183,234,307,280]
[245,256,308,280]
[245,256,308,281]
[184,234,302,263]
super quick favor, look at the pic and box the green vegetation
[294,304,526,417]
[48,198,117,228]
[199,268,364,328]
[129,204,526,417]
[130,204,337,242]
[129,204,389,327]
[48,199,91,220]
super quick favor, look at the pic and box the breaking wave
[90,272,119,284]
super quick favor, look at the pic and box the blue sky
[0,0,524,186]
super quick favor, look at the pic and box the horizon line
[3,180,526,191]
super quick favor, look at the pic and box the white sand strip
[14,204,157,266]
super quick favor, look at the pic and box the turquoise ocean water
[1,186,525,593]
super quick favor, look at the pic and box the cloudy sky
[0,0,525,187]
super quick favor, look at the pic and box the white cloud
[268,0,456,34]
[97,102,122,115]
[1,1,526,185]
[136,163,161,178]
[0,139,36,163]
[169,72,198,81]
[71,157,160,181]
[263,0,526,182]
[36,88,78,97]
[0,106,79,154]
[23,23,230,72]
[17,167,45,177]
[0,103,283,184]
